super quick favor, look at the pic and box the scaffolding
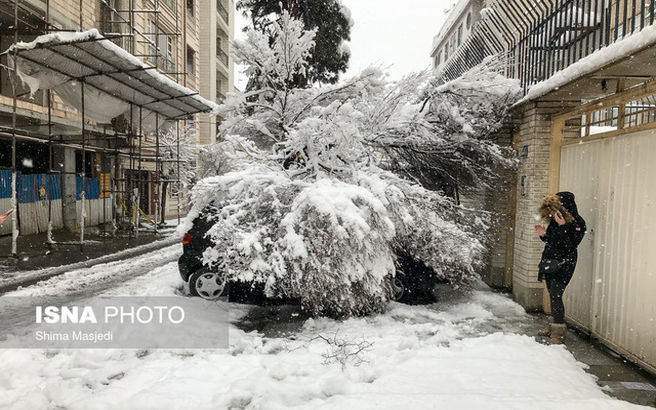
[0,0,214,257]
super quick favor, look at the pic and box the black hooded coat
[538,191,586,281]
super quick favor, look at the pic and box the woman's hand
[553,211,566,226]
[534,225,546,237]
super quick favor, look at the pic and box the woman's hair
[539,194,575,224]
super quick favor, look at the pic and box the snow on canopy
[518,23,656,105]
[4,29,217,124]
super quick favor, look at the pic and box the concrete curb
[0,236,180,295]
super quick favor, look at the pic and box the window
[186,46,196,77]
[187,0,194,16]
[148,21,176,73]
[466,12,472,29]
[162,0,176,11]
[185,115,196,129]
[216,35,228,65]
[217,0,229,23]
[216,77,225,102]
[434,50,441,67]
[167,36,174,69]
[457,24,463,45]
[147,21,157,61]
[444,43,449,60]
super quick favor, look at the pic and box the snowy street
[0,245,646,409]
[4,0,656,408]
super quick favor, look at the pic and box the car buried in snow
[178,206,446,305]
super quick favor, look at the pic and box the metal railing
[217,0,229,23]
[439,0,655,94]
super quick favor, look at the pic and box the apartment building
[430,0,483,71]
[0,1,224,250]
[434,0,656,373]
[198,0,234,145]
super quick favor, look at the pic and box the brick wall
[511,100,576,311]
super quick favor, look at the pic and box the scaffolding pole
[176,120,180,224]
[136,107,142,238]
[102,128,107,238]
[128,103,134,238]
[46,0,53,247]
[114,130,119,231]
[177,0,183,226]
[10,31,18,257]
[154,112,159,234]
[80,80,86,250]
[47,89,54,246]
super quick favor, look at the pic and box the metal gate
[559,130,656,373]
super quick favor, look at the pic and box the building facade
[198,0,235,145]
[434,0,656,373]
[0,0,230,249]
[430,0,483,72]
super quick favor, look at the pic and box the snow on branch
[193,15,520,317]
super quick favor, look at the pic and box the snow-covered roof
[516,24,656,106]
[2,29,217,120]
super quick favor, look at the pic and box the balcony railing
[217,0,229,23]
[439,0,655,94]
[217,46,229,66]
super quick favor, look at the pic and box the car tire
[188,268,227,300]
[390,274,406,302]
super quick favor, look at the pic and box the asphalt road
[0,244,181,337]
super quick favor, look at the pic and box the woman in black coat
[534,191,586,344]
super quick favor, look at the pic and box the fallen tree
[189,13,520,316]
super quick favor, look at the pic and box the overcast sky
[234,0,452,89]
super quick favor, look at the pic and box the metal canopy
[2,30,217,120]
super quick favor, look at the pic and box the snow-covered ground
[0,247,647,409]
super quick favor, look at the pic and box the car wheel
[390,274,405,301]
[189,269,226,300]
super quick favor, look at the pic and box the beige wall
[198,0,234,146]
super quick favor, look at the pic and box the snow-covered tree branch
[159,124,199,223]
[190,14,520,317]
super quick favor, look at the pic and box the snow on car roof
[2,29,217,120]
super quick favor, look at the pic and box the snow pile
[0,261,644,409]
[278,177,396,315]
[190,162,491,316]
[193,13,520,317]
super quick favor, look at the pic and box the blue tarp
[76,176,101,200]
[17,174,62,203]
[0,170,16,199]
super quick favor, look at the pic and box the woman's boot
[537,318,553,337]
[549,323,567,345]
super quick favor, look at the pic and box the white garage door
[559,129,656,373]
